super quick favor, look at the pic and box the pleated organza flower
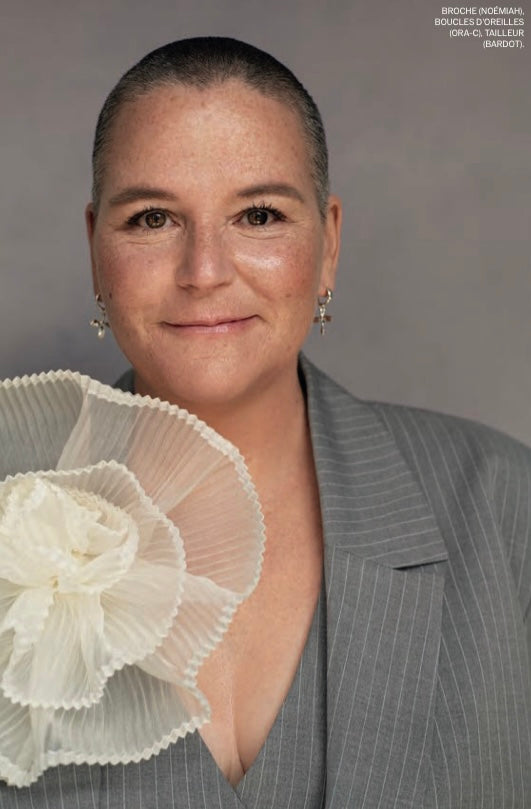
[0,371,265,787]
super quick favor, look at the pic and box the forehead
[102,80,314,195]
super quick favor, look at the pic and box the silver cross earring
[313,288,333,335]
[90,294,110,339]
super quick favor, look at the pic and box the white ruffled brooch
[0,371,265,787]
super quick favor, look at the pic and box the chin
[123,325,301,414]
[135,359,259,412]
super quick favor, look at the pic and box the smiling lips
[164,315,256,334]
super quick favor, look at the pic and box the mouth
[162,315,257,334]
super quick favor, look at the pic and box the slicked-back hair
[91,37,329,219]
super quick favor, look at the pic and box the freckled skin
[86,80,341,419]
[85,81,342,782]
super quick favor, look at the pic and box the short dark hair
[91,37,329,218]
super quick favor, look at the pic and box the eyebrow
[236,184,305,203]
[107,187,179,207]
[107,183,306,208]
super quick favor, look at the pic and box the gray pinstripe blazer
[1,357,530,808]
[300,356,531,808]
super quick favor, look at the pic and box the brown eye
[144,211,167,229]
[246,209,269,226]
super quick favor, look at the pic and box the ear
[319,194,342,294]
[85,202,100,297]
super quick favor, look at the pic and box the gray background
[2,1,530,442]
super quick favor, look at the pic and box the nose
[177,221,234,293]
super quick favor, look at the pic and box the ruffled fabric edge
[0,371,266,787]
[2,369,259,490]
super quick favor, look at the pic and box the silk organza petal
[0,474,139,592]
[0,588,54,657]
[139,573,237,685]
[0,580,25,627]
[0,690,34,787]
[51,376,265,584]
[0,371,265,787]
[2,593,107,710]
[7,663,208,786]
[0,479,76,588]
[100,559,185,662]
[0,463,184,711]
[0,633,36,786]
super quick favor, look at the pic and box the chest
[197,496,324,785]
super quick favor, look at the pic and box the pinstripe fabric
[373,401,531,809]
[235,579,326,809]
[301,356,531,808]
[0,565,326,809]
[1,356,530,807]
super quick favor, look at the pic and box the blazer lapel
[301,357,448,809]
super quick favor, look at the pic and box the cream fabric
[0,372,265,787]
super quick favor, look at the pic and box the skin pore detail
[86,80,341,448]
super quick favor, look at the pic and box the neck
[210,371,308,472]
[141,362,311,486]
[188,363,318,533]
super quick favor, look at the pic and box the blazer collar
[300,355,448,808]
[301,354,447,569]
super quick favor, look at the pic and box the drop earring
[90,294,110,339]
[313,288,333,335]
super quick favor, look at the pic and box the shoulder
[375,398,531,606]
[373,400,531,576]
[302,353,531,487]
[303,355,531,614]
[372,396,531,504]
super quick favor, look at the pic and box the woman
[1,36,530,809]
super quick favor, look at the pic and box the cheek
[232,236,323,302]
[93,239,171,312]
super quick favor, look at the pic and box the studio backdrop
[1,0,530,443]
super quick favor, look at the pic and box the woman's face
[86,80,341,412]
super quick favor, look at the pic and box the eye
[126,208,171,230]
[242,205,286,226]
[247,209,270,226]
[143,210,167,229]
